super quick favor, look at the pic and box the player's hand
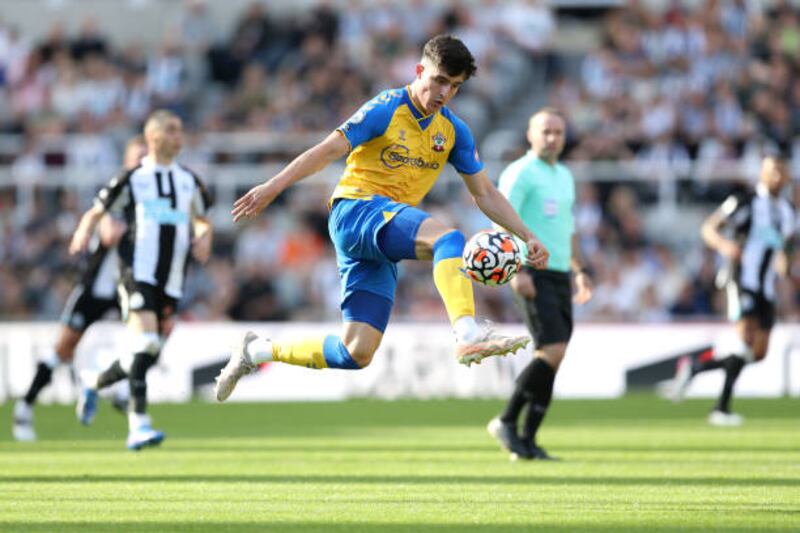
[232,181,279,223]
[573,272,593,305]
[718,239,741,260]
[510,270,536,299]
[68,228,91,256]
[525,237,549,269]
[192,231,212,264]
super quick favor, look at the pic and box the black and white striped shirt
[719,183,795,301]
[94,156,212,299]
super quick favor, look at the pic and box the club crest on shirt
[432,132,446,152]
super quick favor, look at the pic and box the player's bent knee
[348,347,375,368]
[132,332,161,356]
[121,332,161,373]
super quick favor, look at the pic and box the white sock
[128,412,152,431]
[41,350,60,369]
[453,316,482,344]
[247,336,273,364]
[80,369,101,391]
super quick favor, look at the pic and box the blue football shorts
[328,196,430,331]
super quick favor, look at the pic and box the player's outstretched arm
[571,234,593,304]
[232,131,349,223]
[462,169,549,269]
[69,204,105,255]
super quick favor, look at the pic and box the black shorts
[119,270,178,323]
[513,268,573,347]
[730,286,775,330]
[60,284,119,332]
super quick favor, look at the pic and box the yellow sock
[272,337,328,369]
[433,257,475,324]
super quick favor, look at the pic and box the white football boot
[214,331,259,402]
[456,321,529,366]
[708,410,744,427]
[12,400,36,442]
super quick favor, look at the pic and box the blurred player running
[671,154,796,425]
[215,35,549,402]
[12,137,146,442]
[71,110,213,449]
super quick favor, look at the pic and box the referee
[487,108,592,460]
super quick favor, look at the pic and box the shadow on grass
[2,522,797,533]
[2,442,798,454]
[2,474,799,487]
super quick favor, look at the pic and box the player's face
[151,118,184,159]
[760,157,790,195]
[414,60,465,114]
[123,142,147,170]
[528,113,565,162]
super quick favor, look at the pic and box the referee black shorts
[513,268,573,347]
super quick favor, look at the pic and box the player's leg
[518,343,564,460]
[492,271,570,460]
[413,217,529,365]
[14,284,113,441]
[13,325,82,442]
[672,285,755,403]
[709,319,769,426]
[216,298,389,402]
[216,197,402,401]
[122,302,167,450]
[487,271,542,458]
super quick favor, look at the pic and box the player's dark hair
[422,34,477,80]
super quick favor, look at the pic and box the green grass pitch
[1,395,798,532]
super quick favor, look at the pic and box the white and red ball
[462,230,522,286]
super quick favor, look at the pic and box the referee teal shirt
[497,151,575,273]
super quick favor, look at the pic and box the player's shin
[432,231,476,335]
[268,335,360,369]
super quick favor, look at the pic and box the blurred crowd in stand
[0,0,797,323]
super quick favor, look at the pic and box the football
[462,230,522,286]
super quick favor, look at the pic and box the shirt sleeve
[94,169,131,214]
[718,192,750,227]
[336,91,395,150]
[190,173,213,218]
[447,112,484,175]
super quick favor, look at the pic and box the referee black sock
[23,362,54,405]
[521,358,556,445]
[129,352,157,414]
[714,355,746,413]
[96,360,128,390]
[499,359,540,423]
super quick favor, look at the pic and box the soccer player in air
[70,110,213,449]
[671,153,795,426]
[487,108,593,460]
[12,136,146,442]
[215,34,549,401]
